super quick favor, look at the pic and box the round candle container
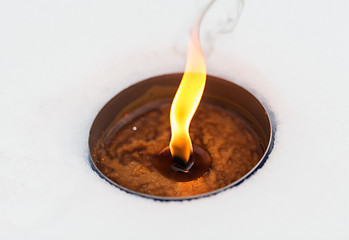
[89,73,274,200]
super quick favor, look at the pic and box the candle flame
[169,28,206,162]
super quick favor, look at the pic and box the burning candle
[89,73,272,199]
[89,5,273,200]
[89,73,273,199]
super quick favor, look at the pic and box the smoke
[200,0,245,34]
[174,0,245,58]
[199,0,245,57]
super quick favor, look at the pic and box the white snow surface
[1,0,349,239]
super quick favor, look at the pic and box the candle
[89,15,273,200]
[89,74,272,199]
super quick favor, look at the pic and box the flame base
[154,145,211,182]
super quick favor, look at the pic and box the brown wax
[93,100,264,197]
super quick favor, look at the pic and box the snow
[1,0,349,239]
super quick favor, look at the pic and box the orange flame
[169,27,206,162]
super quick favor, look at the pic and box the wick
[154,145,211,182]
[171,155,194,173]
